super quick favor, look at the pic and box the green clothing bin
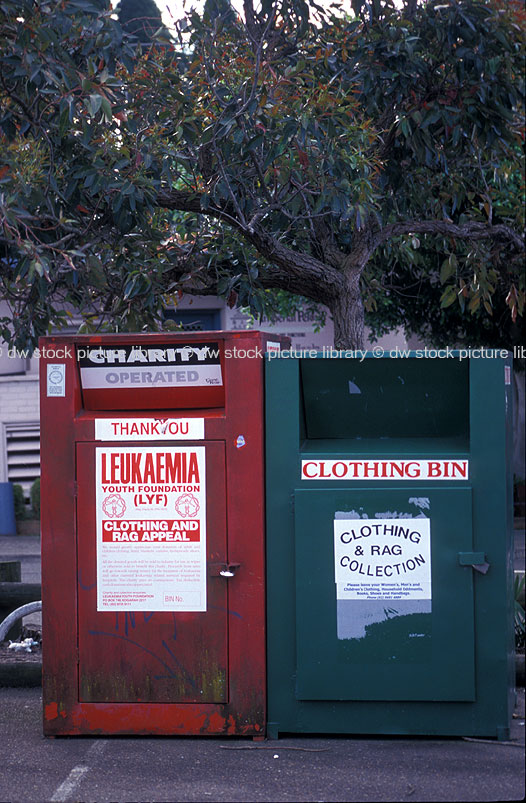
[265,352,515,738]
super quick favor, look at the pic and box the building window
[163,309,221,331]
[4,422,40,502]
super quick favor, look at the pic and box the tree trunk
[330,274,365,350]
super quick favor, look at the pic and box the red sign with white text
[102,520,201,543]
[301,459,469,480]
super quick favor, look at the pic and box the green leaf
[89,93,102,116]
[440,285,457,309]
[440,254,457,284]
[468,294,481,314]
[100,96,112,122]
[123,271,151,300]
[243,134,264,154]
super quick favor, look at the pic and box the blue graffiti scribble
[124,612,136,636]
[112,612,138,634]
[77,568,96,591]
[160,640,197,688]
[112,611,179,636]
[209,604,242,619]
[88,630,188,681]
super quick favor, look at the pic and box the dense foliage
[116,0,166,46]
[0,0,523,349]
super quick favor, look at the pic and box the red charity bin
[39,331,287,736]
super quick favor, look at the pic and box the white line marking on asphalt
[50,766,88,802]
[87,738,108,758]
[50,739,107,802]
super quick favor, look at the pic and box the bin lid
[77,339,224,410]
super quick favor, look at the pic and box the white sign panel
[78,343,222,389]
[47,363,65,397]
[96,446,206,612]
[334,518,431,601]
[302,459,469,481]
[95,418,205,441]
[266,341,281,356]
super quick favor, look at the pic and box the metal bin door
[294,487,475,701]
[76,441,228,704]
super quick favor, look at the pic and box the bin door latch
[458,552,490,574]
[208,562,241,578]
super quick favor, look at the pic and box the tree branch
[156,187,344,304]
[376,220,524,252]
[242,223,344,303]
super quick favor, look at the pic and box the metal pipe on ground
[0,601,42,642]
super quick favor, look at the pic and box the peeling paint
[44,702,58,721]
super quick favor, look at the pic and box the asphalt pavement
[0,534,41,582]
[0,686,524,803]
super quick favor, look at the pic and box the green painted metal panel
[300,437,470,456]
[300,357,469,441]
[265,353,514,738]
[458,552,486,567]
[294,488,474,701]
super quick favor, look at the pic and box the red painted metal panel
[40,331,287,736]
[82,385,225,411]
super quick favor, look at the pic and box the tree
[0,0,523,350]
[116,0,167,48]
[362,143,525,350]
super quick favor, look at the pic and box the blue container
[0,482,17,536]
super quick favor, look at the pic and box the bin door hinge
[458,552,490,574]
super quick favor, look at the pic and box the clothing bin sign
[334,517,431,601]
[96,445,206,612]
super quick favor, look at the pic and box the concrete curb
[0,661,41,687]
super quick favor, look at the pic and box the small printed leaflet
[47,364,65,397]
[96,446,206,612]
